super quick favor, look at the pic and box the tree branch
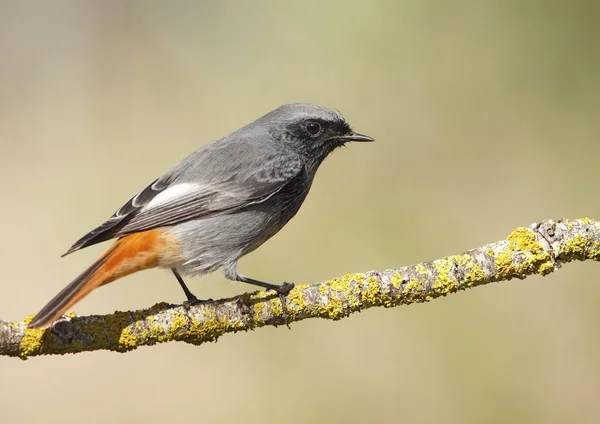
[2,218,599,359]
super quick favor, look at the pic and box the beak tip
[347,132,375,142]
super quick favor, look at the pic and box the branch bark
[2,218,599,359]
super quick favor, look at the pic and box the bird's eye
[306,121,322,136]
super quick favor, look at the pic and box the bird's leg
[171,268,203,308]
[223,263,294,328]
[234,275,295,295]
[236,276,294,328]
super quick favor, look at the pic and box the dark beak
[339,132,375,142]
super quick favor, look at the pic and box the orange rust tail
[28,229,166,329]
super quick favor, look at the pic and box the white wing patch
[144,183,198,210]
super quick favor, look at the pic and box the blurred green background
[1,1,599,423]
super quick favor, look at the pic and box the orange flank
[27,228,181,329]
[100,229,170,285]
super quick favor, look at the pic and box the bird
[27,103,374,329]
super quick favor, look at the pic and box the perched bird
[28,103,374,328]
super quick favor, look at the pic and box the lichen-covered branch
[2,218,599,359]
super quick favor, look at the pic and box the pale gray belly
[168,193,305,276]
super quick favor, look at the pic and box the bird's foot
[274,282,295,295]
[273,282,294,329]
[182,296,214,311]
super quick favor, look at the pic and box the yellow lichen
[507,228,539,251]
[592,243,600,260]
[563,235,588,257]
[195,309,225,342]
[537,262,554,275]
[266,297,284,317]
[332,274,364,308]
[431,258,459,295]
[429,254,485,296]
[415,264,428,275]
[465,262,485,284]
[324,295,344,319]
[400,278,426,304]
[360,276,382,306]
[561,234,600,260]
[253,301,265,322]
[22,314,36,325]
[330,274,361,292]
[495,249,517,277]
[493,227,552,278]
[169,312,187,333]
[19,327,46,359]
[118,327,138,350]
[313,273,368,316]
[326,273,364,291]
[390,273,403,289]
[145,316,166,339]
[287,286,307,316]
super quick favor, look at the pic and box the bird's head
[258,103,374,167]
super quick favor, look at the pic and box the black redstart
[28,103,374,328]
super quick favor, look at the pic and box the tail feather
[27,247,117,329]
[27,229,167,329]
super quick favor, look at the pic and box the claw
[274,282,294,329]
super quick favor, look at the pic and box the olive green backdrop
[1,1,599,423]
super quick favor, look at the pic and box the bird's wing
[64,142,305,255]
